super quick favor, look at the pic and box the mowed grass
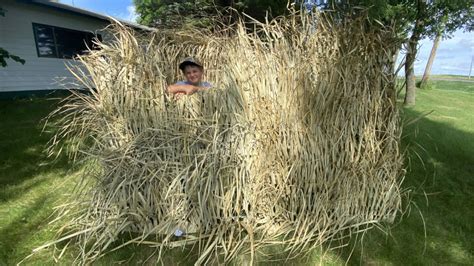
[430,74,473,80]
[343,78,474,265]
[0,77,473,264]
[424,79,474,93]
[0,96,79,264]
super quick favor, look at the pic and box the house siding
[0,0,109,92]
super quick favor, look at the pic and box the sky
[59,0,474,76]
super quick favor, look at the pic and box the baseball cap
[179,57,203,70]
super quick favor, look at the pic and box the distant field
[0,78,473,265]
[428,74,473,80]
[425,75,474,94]
[423,79,474,93]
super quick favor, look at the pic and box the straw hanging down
[45,10,404,264]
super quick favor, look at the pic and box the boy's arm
[167,84,207,95]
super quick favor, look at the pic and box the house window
[33,23,101,59]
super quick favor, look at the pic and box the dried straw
[44,10,404,265]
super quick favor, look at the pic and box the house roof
[29,0,156,32]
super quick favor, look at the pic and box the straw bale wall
[48,12,404,264]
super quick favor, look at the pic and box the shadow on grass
[96,238,200,266]
[3,97,472,264]
[0,194,54,263]
[0,97,75,263]
[338,108,474,265]
[0,98,72,198]
[95,237,334,265]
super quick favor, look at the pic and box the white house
[0,0,154,97]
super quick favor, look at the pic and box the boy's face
[183,65,203,85]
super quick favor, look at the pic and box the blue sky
[59,0,474,76]
[58,0,138,22]
[414,31,474,76]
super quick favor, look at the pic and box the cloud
[399,29,474,76]
[111,5,138,23]
[458,38,474,51]
[125,5,138,23]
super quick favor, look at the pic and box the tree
[233,0,289,21]
[419,29,441,88]
[0,7,25,67]
[420,2,474,88]
[133,0,219,29]
[403,0,426,105]
[133,0,288,29]
[405,0,473,104]
[316,0,474,105]
[0,48,26,68]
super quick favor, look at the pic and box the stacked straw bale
[47,11,404,264]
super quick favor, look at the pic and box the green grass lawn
[341,78,474,265]
[423,79,474,93]
[1,77,473,265]
[429,74,473,80]
[0,97,78,264]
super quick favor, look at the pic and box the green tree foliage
[0,7,25,67]
[133,0,218,29]
[400,0,473,105]
[315,0,473,38]
[133,0,289,29]
[316,0,474,105]
[0,48,26,68]
[234,0,289,20]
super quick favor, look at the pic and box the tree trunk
[404,0,426,106]
[392,46,401,72]
[420,32,441,88]
[404,38,417,106]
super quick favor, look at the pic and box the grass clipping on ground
[46,11,404,264]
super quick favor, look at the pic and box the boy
[167,57,211,237]
[167,57,211,96]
